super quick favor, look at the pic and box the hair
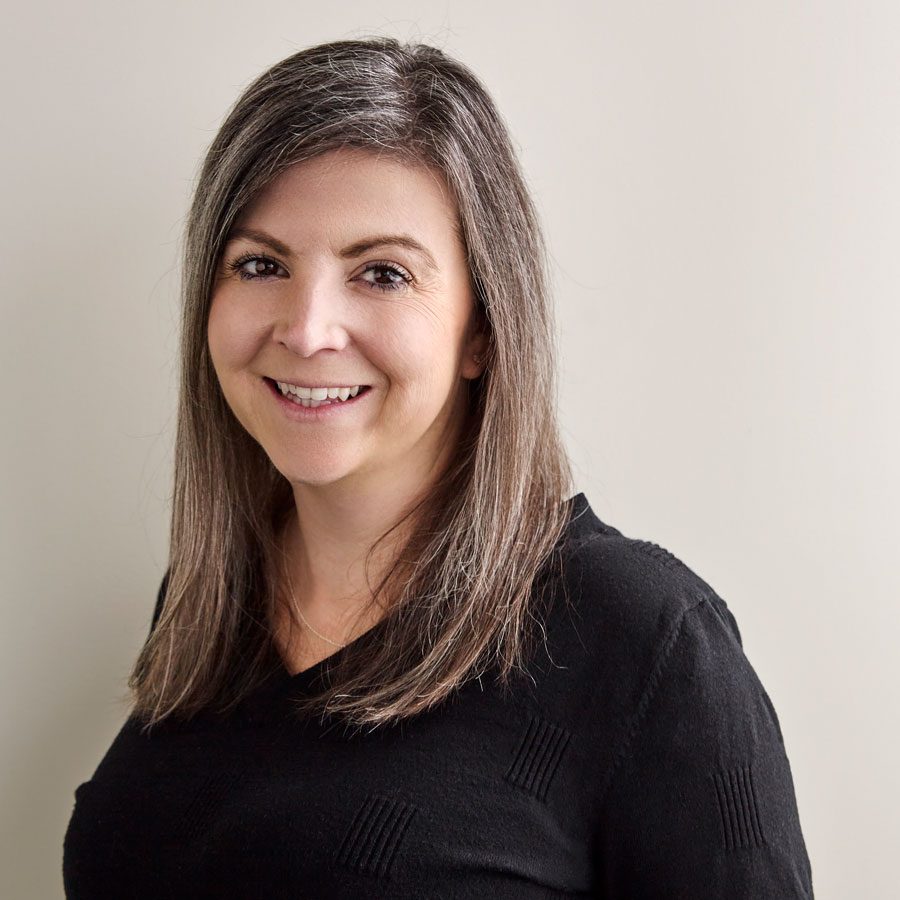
[125,35,576,734]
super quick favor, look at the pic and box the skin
[207,148,489,669]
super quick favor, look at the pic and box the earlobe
[464,334,490,379]
[462,305,491,378]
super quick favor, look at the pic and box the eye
[357,261,413,293]
[227,253,288,281]
[224,252,414,293]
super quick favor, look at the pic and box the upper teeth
[275,382,362,401]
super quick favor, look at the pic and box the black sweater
[62,492,814,898]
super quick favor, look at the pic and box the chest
[63,685,600,899]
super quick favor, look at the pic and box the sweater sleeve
[593,595,815,899]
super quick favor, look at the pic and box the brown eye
[357,261,413,293]
[228,254,286,281]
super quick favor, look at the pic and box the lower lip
[264,378,373,420]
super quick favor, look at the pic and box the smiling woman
[62,35,814,900]
[206,149,487,505]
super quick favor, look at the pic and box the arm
[593,595,814,899]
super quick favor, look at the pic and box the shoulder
[545,504,813,895]
[554,508,744,672]
[537,500,774,749]
[548,502,797,798]
[567,535,815,896]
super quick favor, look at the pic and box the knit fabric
[62,493,814,898]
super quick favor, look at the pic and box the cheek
[367,318,460,416]
[375,304,459,374]
[207,296,262,371]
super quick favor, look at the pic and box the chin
[273,460,358,488]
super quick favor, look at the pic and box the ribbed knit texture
[62,493,814,898]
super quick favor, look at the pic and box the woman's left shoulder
[547,507,798,755]
[550,505,814,896]
[557,509,744,665]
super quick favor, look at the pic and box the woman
[62,37,814,898]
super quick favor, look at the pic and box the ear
[461,326,491,380]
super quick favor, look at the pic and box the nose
[272,273,351,358]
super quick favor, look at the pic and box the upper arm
[592,596,814,899]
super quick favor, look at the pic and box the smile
[263,377,373,415]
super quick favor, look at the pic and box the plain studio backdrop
[2,2,897,898]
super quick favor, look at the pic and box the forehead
[232,149,462,253]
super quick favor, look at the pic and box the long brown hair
[125,36,576,733]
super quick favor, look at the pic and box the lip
[272,379,368,390]
[263,377,373,419]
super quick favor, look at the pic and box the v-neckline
[269,491,595,693]
[273,613,393,690]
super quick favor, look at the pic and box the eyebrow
[224,226,439,274]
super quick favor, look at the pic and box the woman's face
[207,148,487,492]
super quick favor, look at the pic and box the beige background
[3,2,898,898]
